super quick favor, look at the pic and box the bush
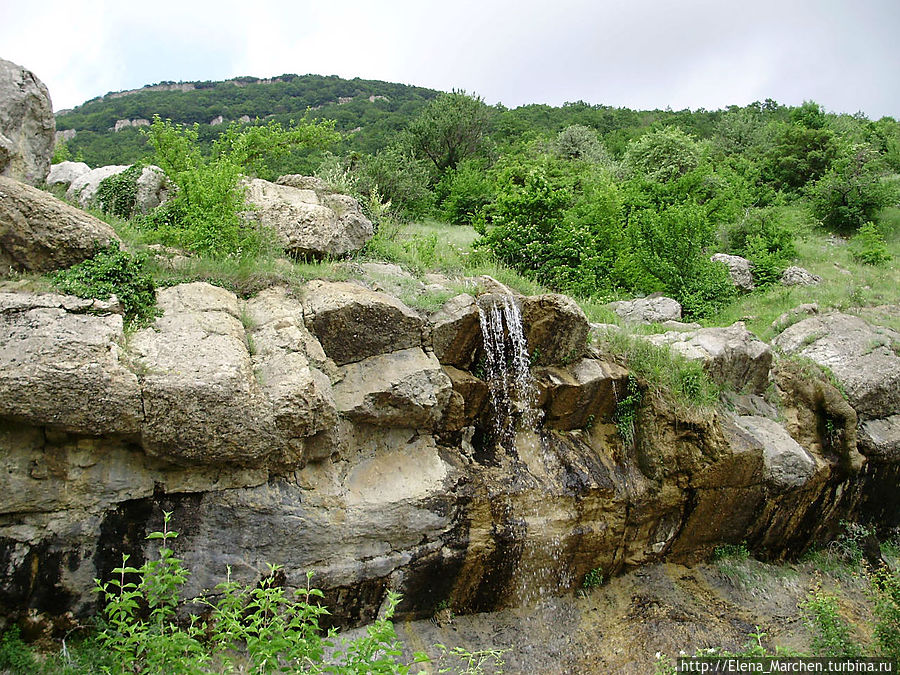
[850,222,891,265]
[439,158,495,225]
[800,585,862,657]
[51,244,158,326]
[870,566,900,662]
[96,164,142,219]
[141,115,337,258]
[623,126,702,182]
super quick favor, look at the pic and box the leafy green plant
[850,221,891,265]
[712,543,750,561]
[800,583,862,657]
[96,164,142,219]
[51,243,158,326]
[582,567,604,590]
[614,375,642,445]
[870,566,900,662]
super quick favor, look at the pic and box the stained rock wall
[0,279,897,631]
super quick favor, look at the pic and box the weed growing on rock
[96,164,142,219]
[51,243,158,327]
[581,567,604,590]
[800,582,863,657]
[614,375,642,446]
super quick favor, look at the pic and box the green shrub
[623,126,702,183]
[51,244,158,326]
[870,566,900,662]
[96,164,142,219]
[713,543,750,561]
[582,567,604,590]
[722,208,797,286]
[850,222,891,265]
[800,585,862,657]
[439,158,495,225]
[614,375,642,445]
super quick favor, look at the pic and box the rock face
[46,161,90,188]
[608,295,682,323]
[0,59,55,185]
[0,175,121,273]
[244,178,373,258]
[781,266,822,286]
[773,313,900,420]
[711,253,755,291]
[644,322,773,394]
[0,284,897,634]
[65,165,129,207]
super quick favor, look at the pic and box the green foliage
[623,126,702,182]
[0,627,40,673]
[829,521,875,565]
[96,164,142,219]
[439,158,495,225]
[141,114,336,258]
[800,585,862,657]
[582,567,604,590]
[807,144,897,232]
[850,222,892,265]
[762,106,840,192]
[870,566,900,662]
[712,543,750,561]
[355,145,435,219]
[405,91,493,179]
[51,139,72,164]
[553,124,612,166]
[614,375,642,445]
[51,244,158,326]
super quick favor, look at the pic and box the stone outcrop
[781,266,822,286]
[773,313,900,420]
[0,175,121,273]
[711,253,755,291]
[0,284,896,634]
[46,160,90,188]
[65,165,129,207]
[0,59,55,185]
[134,165,171,214]
[608,295,682,323]
[243,178,373,258]
[643,322,773,394]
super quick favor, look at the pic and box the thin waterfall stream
[476,293,572,605]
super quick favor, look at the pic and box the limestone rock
[781,266,822,286]
[645,322,773,394]
[536,358,630,430]
[0,59,55,185]
[303,280,423,366]
[245,287,337,461]
[771,303,818,334]
[431,294,481,368]
[276,174,330,192]
[858,415,900,462]
[129,283,279,465]
[521,294,590,366]
[0,175,121,273]
[730,415,817,491]
[333,348,452,428]
[244,178,373,258]
[441,365,490,431]
[608,296,682,324]
[711,253,755,291]
[134,165,171,214]
[46,161,90,188]
[773,313,900,419]
[0,292,142,435]
[65,165,129,207]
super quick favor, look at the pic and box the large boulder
[521,294,590,366]
[0,59,54,185]
[128,283,279,466]
[430,294,481,368]
[303,280,424,366]
[535,358,630,430]
[332,347,452,428]
[244,287,337,462]
[781,266,822,287]
[0,291,142,435]
[728,415,817,491]
[608,295,682,324]
[65,165,129,207]
[711,253,755,291]
[644,322,773,394]
[134,165,171,214]
[858,415,900,462]
[244,178,373,258]
[46,161,90,188]
[0,175,121,273]
[773,313,900,420]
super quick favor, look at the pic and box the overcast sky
[3,0,899,118]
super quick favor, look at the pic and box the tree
[622,126,702,182]
[404,91,493,179]
[806,143,897,232]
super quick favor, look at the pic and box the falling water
[476,294,541,450]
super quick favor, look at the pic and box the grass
[709,205,900,341]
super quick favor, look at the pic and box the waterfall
[476,294,541,451]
